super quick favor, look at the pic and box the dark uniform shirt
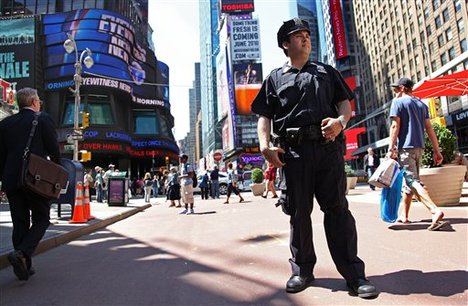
[251,61,353,134]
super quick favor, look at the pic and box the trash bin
[107,172,129,206]
[51,158,84,218]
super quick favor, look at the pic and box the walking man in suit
[0,87,61,281]
[363,148,380,190]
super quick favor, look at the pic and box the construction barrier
[69,182,87,224]
[83,184,95,220]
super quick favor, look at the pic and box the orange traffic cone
[70,183,87,224]
[83,184,95,220]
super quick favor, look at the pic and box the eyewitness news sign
[230,18,261,62]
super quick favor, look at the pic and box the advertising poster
[233,63,262,115]
[0,17,35,91]
[42,9,166,107]
[108,179,124,204]
[216,47,236,152]
[329,0,348,59]
[230,17,261,62]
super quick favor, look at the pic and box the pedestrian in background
[143,172,153,203]
[251,18,377,298]
[387,77,446,230]
[94,166,105,203]
[179,154,195,215]
[210,165,220,199]
[199,172,209,200]
[152,175,160,198]
[363,148,380,190]
[223,162,244,204]
[166,167,181,207]
[262,161,278,199]
[0,87,61,281]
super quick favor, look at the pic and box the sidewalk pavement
[0,196,152,269]
[1,182,467,271]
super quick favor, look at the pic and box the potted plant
[345,164,358,194]
[250,168,265,196]
[419,123,465,206]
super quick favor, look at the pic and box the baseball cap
[390,77,414,89]
[277,18,310,48]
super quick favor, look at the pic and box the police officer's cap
[277,18,310,48]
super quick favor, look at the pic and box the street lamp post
[63,33,94,161]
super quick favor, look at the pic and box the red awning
[412,69,468,99]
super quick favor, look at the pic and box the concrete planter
[419,165,465,206]
[345,177,358,195]
[347,176,358,189]
[250,183,265,196]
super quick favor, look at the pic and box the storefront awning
[351,137,390,156]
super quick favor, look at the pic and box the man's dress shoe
[286,275,314,293]
[347,278,378,298]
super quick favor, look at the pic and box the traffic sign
[64,145,75,151]
[213,152,223,162]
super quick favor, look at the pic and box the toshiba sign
[220,0,254,14]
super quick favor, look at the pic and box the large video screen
[42,9,166,106]
[0,17,36,89]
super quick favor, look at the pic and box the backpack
[145,179,153,187]
[184,163,197,187]
[192,174,198,188]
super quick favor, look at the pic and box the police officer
[251,18,377,298]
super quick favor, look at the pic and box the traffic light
[165,156,169,164]
[79,150,92,162]
[429,98,442,118]
[81,112,90,129]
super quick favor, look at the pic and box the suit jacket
[363,153,380,171]
[0,109,60,192]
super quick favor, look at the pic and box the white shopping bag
[368,159,401,188]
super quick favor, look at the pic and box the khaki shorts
[181,184,194,204]
[399,148,424,193]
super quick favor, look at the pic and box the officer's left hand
[321,117,342,142]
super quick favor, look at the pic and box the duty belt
[272,125,323,146]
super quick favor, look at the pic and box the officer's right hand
[261,146,286,168]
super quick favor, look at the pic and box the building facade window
[62,94,114,126]
[433,0,440,9]
[461,39,467,53]
[435,15,442,28]
[438,34,445,47]
[446,27,453,40]
[440,52,448,65]
[442,8,450,22]
[458,18,465,32]
[133,111,160,135]
[454,0,461,12]
[448,47,456,60]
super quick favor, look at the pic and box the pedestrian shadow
[388,217,467,232]
[193,211,216,215]
[368,269,468,297]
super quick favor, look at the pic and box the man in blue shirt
[387,77,446,230]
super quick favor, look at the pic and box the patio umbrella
[412,69,468,99]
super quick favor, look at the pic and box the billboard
[233,63,262,115]
[344,127,366,160]
[220,0,255,14]
[230,17,261,62]
[158,61,169,102]
[329,0,348,59]
[216,46,236,151]
[42,9,166,107]
[0,17,36,89]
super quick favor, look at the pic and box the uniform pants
[7,189,51,265]
[282,139,365,282]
